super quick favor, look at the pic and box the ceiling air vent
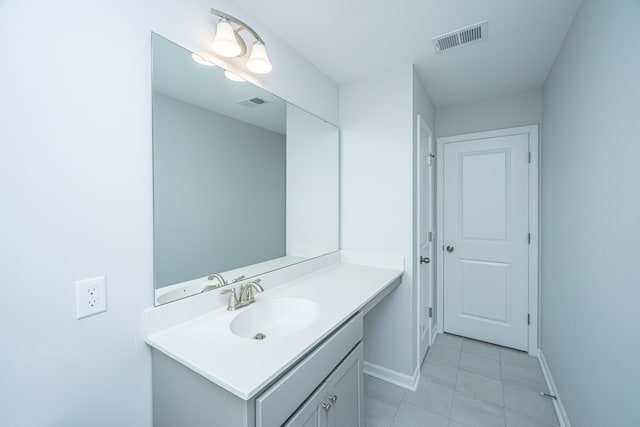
[432,20,488,54]
[238,96,268,108]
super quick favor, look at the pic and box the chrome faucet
[220,279,263,311]
[203,273,227,292]
[239,279,263,305]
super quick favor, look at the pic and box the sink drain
[253,333,266,340]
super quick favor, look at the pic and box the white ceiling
[231,0,582,106]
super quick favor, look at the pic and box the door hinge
[428,307,433,318]
[528,313,531,325]
[429,153,435,166]
[428,231,433,242]
[528,233,531,244]
[528,152,532,163]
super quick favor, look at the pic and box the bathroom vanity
[147,33,402,427]
[145,252,403,427]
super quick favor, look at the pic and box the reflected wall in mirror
[152,33,339,305]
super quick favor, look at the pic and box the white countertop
[145,252,403,400]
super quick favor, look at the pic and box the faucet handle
[220,288,239,310]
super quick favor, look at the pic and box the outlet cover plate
[75,276,107,319]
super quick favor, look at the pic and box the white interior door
[443,133,529,351]
[418,118,434,364]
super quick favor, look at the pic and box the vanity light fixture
[210,8,273,74]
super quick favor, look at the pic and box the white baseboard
[538,349,571,427]
[363,361,420,392]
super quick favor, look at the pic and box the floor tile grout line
[460,348,501,361]
[448,358,461,420]
[457,364,502,382]
[453,347,462,419]
[388,391,402,427]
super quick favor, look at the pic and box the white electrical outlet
[75,276,107,319]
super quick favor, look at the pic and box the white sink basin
[229,298,321,339]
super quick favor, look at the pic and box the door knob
[446,245,454,253]
[420,256,430,264]
[329,394,337,404]
[321,402,331,411]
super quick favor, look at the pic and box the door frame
[416,114,436,368]
[436,125,539,356]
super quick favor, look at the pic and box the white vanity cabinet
[152,313,364,427]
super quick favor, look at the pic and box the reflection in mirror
[151,33,339,305]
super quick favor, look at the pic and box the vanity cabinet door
[283,342,363,427]
[326,343,363,427]
[283,383,329,427]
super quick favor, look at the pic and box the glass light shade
[191,53,215,66]
[211,19,242,57]
[224,70,245,82]
[246,42,273,74]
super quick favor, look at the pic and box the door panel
[460,259,510,323]
[443,134,529,350]
[327,343,363,427]
[460,150,508,240]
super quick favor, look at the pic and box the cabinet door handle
[321,402,331,411]
[329,394,337,404]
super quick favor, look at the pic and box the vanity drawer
[255,312,363,427]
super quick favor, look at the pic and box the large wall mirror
[152,33,339,305]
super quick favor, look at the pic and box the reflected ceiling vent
[432,20,488,53]
[238,96,268,108]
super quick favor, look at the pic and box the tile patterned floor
[364,334,559,427]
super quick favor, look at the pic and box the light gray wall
[340,64,436,379]
[413,69,437,132]
[541,0,640,425]
[435,88,542,138]
[0,0,338,425]
[153,92,285,288]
